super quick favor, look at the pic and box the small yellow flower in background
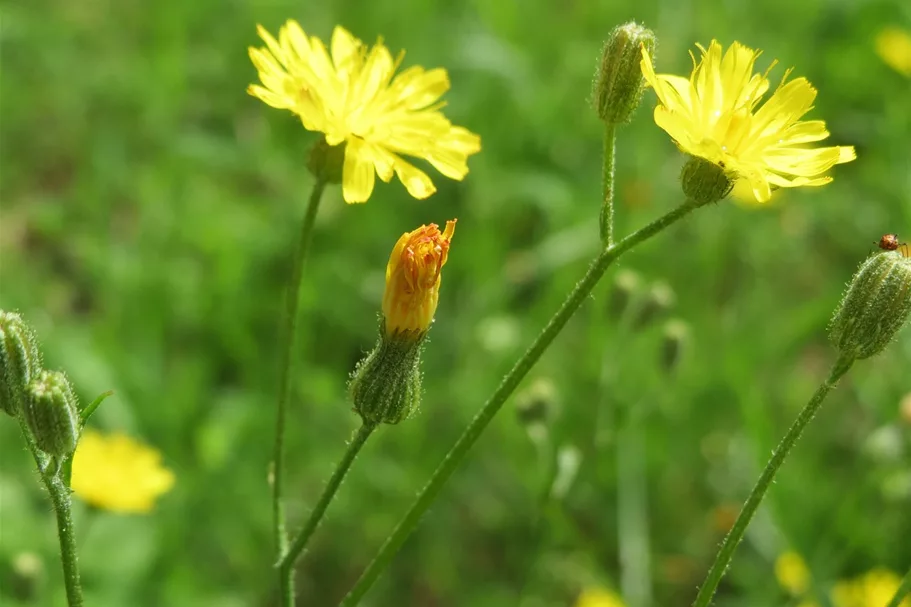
[876,27,911,77]
[776,551,812,596]
[248,21,482,203]
[640,41,856,203]
[382,220,456,336]
[833,568,910,607]
[71,430,175,514]
[574,587,626,607]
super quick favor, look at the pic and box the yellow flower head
[876,27,911,77]
[833,568,910,607]
[248,22,482,204]
[382,220,456,336]
[71,430,175,514]
[641,41,856,203]
[574,587,627,607]
[775,551,812,596]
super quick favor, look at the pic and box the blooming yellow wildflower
[248,21,481,203]
[71,430,175,514]
[776,551,812,596]
[876,27,911,77]
[833,568,910,607]
[574,587,626,607]
[382,220,455,336]
[641,41,855,203]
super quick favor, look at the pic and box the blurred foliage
[2,0,910,605]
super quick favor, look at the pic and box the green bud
[633,281,675,329]
[829,251,911,359]
[681,155,734,205]
[0,310,42,418]
[592,22,657,124]
[660,319,689,375]
[349,327,424,425]
[23,370,79,456]
[515,377,559,428]
[608,270,642,319]
[307,137,345,184]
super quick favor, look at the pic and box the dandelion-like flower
[876,27,911,77]
[382,220,455,336]
[641,41,856,203]
[574,587,627,607]
[833,568,911,607]
[775,551,812,596]
[248,21,481,203]
[71,430,175,514]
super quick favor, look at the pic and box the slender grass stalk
[278,423,376,600]
[339,197,706,607]
[617,409,651,607]
[886,567,911,607]
[272,179,327,606]
[599,123,618,247]
[692,354,856,607]
[515,435,558,603]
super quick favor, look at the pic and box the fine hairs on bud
[681,155,734,205]
[307,137,345,184]
[592,22,657,124]
[349,326,425,426]
[830,251,911,360]
[0,310,43,418]
[23,370,80,457]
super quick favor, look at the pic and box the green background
[2,0,910,605]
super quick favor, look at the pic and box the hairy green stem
[272,179,326,606]
[279,423,376,599]
[886,567,911,607]
[339,197,705,607]
[599,123,618,247]
[692,354,856,607]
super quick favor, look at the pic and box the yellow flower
[382,220,456,336]
[71,430,175,514]
[574,587,626,607]
[640,41,855,203]
[776,551,812,596]
[876,27,911,77]
[833,568,910,607]
[248,21,482,203]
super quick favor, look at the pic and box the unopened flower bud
[349,332,423,425]
[23,370,79,457]
[0,310,42,418]
[608,270,642,319]
[829,251,911,360]
[592,22,657,124]
[681,156,734,205]
[382,220,456,339]
[307,138,345,185]
[660,319,689,374]
[633,281,675,329]
[515,378,559,428]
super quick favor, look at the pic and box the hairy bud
[0,310,42,418]
[349,329,424,425]
[681,156,734,205]
[592,22,657,124]
[23,370,80,457]
[307,138,345,185]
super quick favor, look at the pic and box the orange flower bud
[382,220,456,337]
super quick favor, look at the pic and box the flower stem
[599,123,617,247]
[278,423,376,602]
[46,474,84,607]
[272,179,326,604]
[339,197,705,607]
[886,567,911,607]
[691,354,856,607]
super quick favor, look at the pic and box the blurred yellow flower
[248,21,481,203]
[875,27,911,77]
[776,551,812,596]
[574,587,626,607]
[640,41,855,203]
[71,430,175,514]
[382,220,455,336]
[833,568,910,607]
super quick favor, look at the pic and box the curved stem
[339,197,705,607]
[46,474,84,607]
[278,423,376,599]
[691,354,856,607]
[599,123,618,247]
[273,179,326,555]
[886,567,911,607]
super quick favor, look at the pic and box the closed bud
[23,370,79,456]
[592,22,657,124]
[681,155,734,205]
[349,330,424,425]
[0,310,42,418]
[633,281,675,329]
[515,378,559,428]
[829,251,911,359]
[608,270,642,319]
[307,138,345,184]
[660,319,689,374]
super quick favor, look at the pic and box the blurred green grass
[1,0,910,605]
